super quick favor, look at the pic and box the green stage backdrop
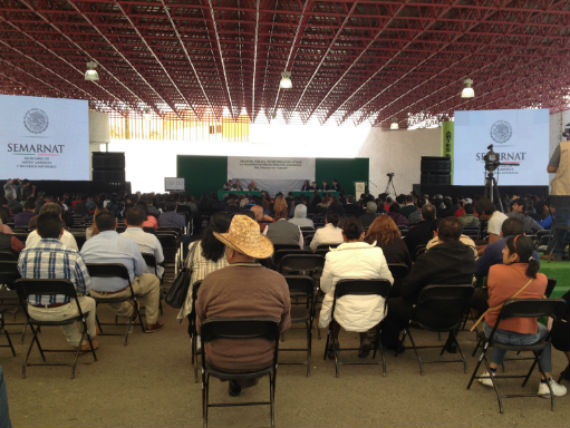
[177,156,369,198]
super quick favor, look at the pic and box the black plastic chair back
[273,248,310,265]
[497,298,567,322]
[0,261,20,288]
[86,263,130,281]
[279,254,324,275]
[331,279,391,320]
[388,263,409,282]
[201,318,280,344]
[13,278,79,304]
[545,278,557,298]
[413,284,474,331]
[285,275,314,296]
[0,250,18,261]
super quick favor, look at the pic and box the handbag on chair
[165,242,197,308]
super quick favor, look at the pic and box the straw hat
[213,214,274,259]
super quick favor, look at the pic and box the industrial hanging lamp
[390,119,399,130]
[279,71,292,89]
[85,61,99,81]
[461,78,474,98]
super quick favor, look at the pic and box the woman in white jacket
[319,217,394,357]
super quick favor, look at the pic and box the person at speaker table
[247,180,259,192]
[17,212,98,352]
[319,180,329,191]
[25,203,78,251]
[331,179,342,193]
[222,179,233,191]
[301,180,311,191]
[319,217,394,358]
[80,211,164,332]
[195,214,290,397]
[476,235,567,397]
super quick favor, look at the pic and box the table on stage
[217,190,262,199]
[291,191,340,198]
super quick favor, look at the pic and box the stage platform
[412,184,549,199]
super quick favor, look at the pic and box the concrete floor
[1,304,569,428]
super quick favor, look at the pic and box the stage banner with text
[227,157,315,195]
[0,94,89,180]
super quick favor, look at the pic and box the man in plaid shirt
[18,212,98,350]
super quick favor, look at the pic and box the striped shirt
[17,238,91,305]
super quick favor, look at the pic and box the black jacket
[401,240,475,303]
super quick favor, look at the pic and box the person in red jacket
[478,235,567,397]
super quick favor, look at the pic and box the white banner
[227,157,315,195]
[228,157,315,180]
[0,95,89,180]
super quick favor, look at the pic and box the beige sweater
[196,263,291,371]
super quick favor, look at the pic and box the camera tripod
[384,174,397,198]
[484,171,504,212]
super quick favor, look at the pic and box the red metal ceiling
[1,0,569,128]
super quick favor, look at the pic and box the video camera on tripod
[483,144,519,212]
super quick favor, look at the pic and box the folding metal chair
[86,263,145,345]
[323,279,391,377]
[12,278,97,378]
[189,281,203,383]
[200,318,280,428]
[0,260,26,343]
[403,284,474,375]
[467,298,567,413]
[280,275,315,376]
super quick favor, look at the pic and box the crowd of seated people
[1,179,568,400]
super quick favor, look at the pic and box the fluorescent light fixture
[390,120,399,130]
[279,71,292,89]
[461,78,474,98]
[85,61,99,81]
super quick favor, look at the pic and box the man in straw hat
[196,214,291,397]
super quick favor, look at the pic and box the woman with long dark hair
[177,212,231,321]
[478,235,567,397]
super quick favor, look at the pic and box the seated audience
[17,212,98,351]
[382,217,476,350]
[476,235,567,397]
[458,203,480,229]
[121,207,165,279]
[319,217,394,358]
[196,214,290,396]
[475,197,507,249]
[264,196,303,249]
[0,218,24,254]
[138,203,159,231]
[387,203,409,227]
[507,198,544,234]
[358,201,378,231]
[404,204,437,260]
[288,203,314,229]
[178,212,231,321]
[365,215,411,268]
[14,199,35,228]
[158,201,186,230]
[80,211,164,332]
[26,203,78,251]
[426,228,478,259]
[309,210,344,252]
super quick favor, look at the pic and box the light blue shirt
[80,230,145,292]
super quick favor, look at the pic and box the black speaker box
[421,156,451,174]
[421,173,451,185]
[93,169,125,183]
[92,152,125,170]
